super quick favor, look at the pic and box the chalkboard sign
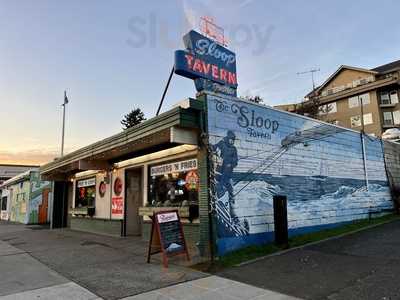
[147,210,190,267]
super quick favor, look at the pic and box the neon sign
[174,30,238,96]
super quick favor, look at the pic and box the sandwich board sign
[147,210,190,267]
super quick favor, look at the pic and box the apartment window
[351,115,361,127]
[349,96,359,108]
[380,91,398,105]
[363,113,373,125]
[390,91,399,104]
[348,93,370,108]
[350,114,373,127]
[359,93,370,105]
[383,111,394,125]
[328,102,337,113]
[381,92,390,104]
[319,102,337,115]
[393,110,400,124]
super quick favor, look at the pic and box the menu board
[147,210,189,267]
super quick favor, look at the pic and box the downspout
[199,95,215,262]
[359,96,369,191]
[361,133,369,191]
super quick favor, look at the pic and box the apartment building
[276,60,400,137]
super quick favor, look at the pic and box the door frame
[123,166,144,237]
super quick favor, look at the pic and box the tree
[121,108,146,130]
[293,96,321,119]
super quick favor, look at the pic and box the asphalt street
[219,219,400,300]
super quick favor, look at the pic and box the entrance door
[125,169,142,236]
[38,189,49,224]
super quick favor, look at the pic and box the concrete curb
[235,217,400,267]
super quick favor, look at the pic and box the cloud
[0,149,57,166]
[0,145,78,166]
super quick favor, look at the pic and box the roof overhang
[0,170,32,188]
[40,102,202,181]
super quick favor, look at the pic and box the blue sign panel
[174,30,237,95]
[206,94,393,255]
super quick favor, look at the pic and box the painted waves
[217,173,393,234]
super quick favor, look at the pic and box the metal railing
[383,119,394,126]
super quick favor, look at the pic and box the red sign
[99,182,106,197]
[114,177,123,196]
[182,54,237,86]
[112,196,123,215]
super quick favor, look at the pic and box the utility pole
[297,68,320,91]
[61,91,69,157]
[358,95,369,191]
[359,95,365,133]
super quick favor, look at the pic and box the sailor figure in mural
[212,131,249,236]
[213,130,238,214]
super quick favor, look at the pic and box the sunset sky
[1,0,400,165]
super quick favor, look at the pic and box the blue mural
[206,94,393,255]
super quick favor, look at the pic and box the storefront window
[148,158,199,209]
[75,177,96,208]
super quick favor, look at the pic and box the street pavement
[4,219,400,299]
[0,239,99,299]
[0,222,297,300]
[0,222,204,299]
[121,276,299,300]
[219,219,400,300]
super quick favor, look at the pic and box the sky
[1,0,400,165]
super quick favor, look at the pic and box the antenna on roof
[297,68,320,91]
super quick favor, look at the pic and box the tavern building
[40,97,211,256]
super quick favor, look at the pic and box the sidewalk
[0,240,99,299]
[121,276,300,300]
[0,222,204,299]
[0,223,299,300]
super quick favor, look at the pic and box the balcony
[383,119,397,128]
[380,99,397,108]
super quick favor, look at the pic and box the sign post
[147,210,190,268]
